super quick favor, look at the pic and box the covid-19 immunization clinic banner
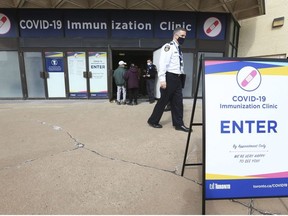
[203,58,288,200]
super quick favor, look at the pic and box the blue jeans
[116,85,126,102]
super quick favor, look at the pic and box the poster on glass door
[204,58,288,199]
[89,52,108,98]
[67,52,87,98]
[45,52,66,98]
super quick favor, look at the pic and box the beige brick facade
[238,0,288,58]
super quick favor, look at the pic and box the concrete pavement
[0,99,287,214]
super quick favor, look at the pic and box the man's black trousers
[148,72,184,127]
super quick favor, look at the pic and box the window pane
[24,52,45,98]
[229,19,235,43]
[229,44,233,57]
[0,51,22,98]
[233,24,239,45]
[183,53,194,97]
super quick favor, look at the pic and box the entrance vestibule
[111,50,153,101]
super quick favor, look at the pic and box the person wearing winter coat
[113,60,127,105]
[124,64,140,105]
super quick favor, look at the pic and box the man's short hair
[173,27,187,35]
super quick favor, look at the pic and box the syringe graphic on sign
[206,20,219,34]
[241,70,257,87]
[0,13,11,35]
[0,16,7,28]
[203,17,222,37]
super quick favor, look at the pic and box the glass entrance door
[67,52,88,98]
[44,52,66,98]
[23,50,108,99]
[24,52,45,98]
[67,51,108,99]
[88,52,108,98]
[24,51,66,99]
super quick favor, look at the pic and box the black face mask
[177,37,185,45]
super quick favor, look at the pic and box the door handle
[40,72,49,79]
[88,71,92,78]
[83,71,87,78]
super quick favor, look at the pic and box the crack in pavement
[62,125,287,215]
[1,120,286,214]
[231,199,279,215]
[62,123,202,186]
[1,120,200,186]
[39,120,202,184]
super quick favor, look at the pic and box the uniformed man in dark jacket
[147,27,190,132]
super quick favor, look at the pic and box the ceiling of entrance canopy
[0,0,265,21]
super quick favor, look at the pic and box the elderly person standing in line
[113,60,127,105]
[124,63,140,105]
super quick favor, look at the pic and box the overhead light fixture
[272,17,284,28]
[119,53,125,56]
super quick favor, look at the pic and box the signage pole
[181,55,204,176]
[181,54,205,214]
